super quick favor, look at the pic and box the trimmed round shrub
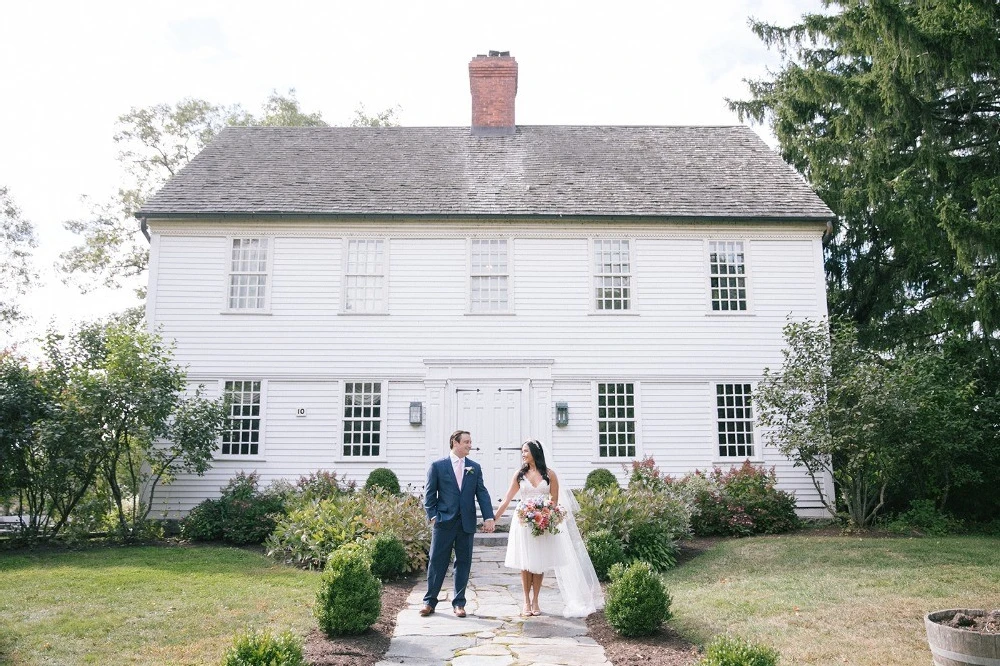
[604,561,672,637]
[585,529,627,581]
[315,544,381,636]
[624,521,678,571]
[365,532,408,581]
[364,468,401,495]
[585,468,619,492]
[221,627,305,666]
[697,635,780,666]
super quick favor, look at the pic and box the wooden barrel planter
[925,610,1000,666]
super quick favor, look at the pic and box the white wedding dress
[504,478,605,617]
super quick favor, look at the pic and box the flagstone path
[374,543,612,666]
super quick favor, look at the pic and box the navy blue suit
[422,456,494,609]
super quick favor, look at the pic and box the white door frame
[423,358,555,467]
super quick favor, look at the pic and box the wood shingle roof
[137,125,834,221]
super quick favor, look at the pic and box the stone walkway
[375,544,612,666]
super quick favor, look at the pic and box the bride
[493,439,604,618]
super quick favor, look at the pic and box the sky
[0,0,823,350]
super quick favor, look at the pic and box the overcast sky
[0,0,823,349]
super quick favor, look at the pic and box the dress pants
[423,516,474,609]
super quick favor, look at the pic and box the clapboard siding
[148,219,831,515]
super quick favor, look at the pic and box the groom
[421,429,495,618]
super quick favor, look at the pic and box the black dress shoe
[419,605,435,616]
[453,606,466,618]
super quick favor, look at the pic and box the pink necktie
[455,459,463,489]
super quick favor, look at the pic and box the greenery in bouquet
[517,496,566,536]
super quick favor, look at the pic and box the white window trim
[340,237,390,315]
[589,237,640,315]
[222,236,274,314]
[704,238,754,315]
[336,379,389,463]
[466,238,515,315]
[711,381,761,463]
[215,378,267,461]
[592,380,642,461]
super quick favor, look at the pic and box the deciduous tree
[0,186,37,331]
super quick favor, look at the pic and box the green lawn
[0,545,319,665]
[663,534,1000,665]
[2,536,998,665]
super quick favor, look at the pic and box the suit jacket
[424,456,495,534]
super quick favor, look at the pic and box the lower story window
[222,380,261,455]
[716,383,754,458]
[344,381,382,457]
[598,382,635,458]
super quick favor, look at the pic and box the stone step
[474,531,509,547]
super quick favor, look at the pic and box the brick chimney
[469,51,517,136]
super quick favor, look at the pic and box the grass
[2,535,998,665]
[0,544,319,665]
[663,534,1000,665]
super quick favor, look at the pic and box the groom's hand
[483,519,495,533]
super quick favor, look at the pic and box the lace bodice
[518,477,552,502]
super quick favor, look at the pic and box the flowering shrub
[628,456,669,492]
[686,462,799,537]
[356,489,431,573]
[517,497,566,536]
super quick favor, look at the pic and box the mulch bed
[586,613,702,666]
[303,575,417,666]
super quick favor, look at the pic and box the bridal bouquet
[517,497,566,537]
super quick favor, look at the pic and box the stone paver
[376,541,611,666]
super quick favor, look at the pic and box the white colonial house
[138,53,835,517]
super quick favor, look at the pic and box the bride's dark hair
[517,439,550,484]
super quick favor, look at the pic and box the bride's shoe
[521,603,532,617]
[531,603,542,616]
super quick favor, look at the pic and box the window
[470,239,509,312]
[345,240,386,312]
[343,381,382,457]
[709,241,747,311]
[716,383,754,458]
[221,380,261,455]
[228,238,269,310]
[594,239,631,310]
[597,382,636,458]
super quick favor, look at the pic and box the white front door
[455,386,525,505]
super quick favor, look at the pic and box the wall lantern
[555,402,569,427]
[409,401,423,425]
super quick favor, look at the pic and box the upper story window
[221,380,261,456]
[228,238,269,311]
[343,381,382,457]
[597,382,636,458]
[594,239,632,311]
[470,239,509,312]
[709,241,747,312]
[344,239,386,313]
[716,383,754,458]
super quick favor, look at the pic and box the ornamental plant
[315,544,381,636]
[698,635,780,666]
[221,627,305,666]
[585,529,627,581]
[604,560,672,636]
[364,467,401,495]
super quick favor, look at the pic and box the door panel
[456,387,524,505]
